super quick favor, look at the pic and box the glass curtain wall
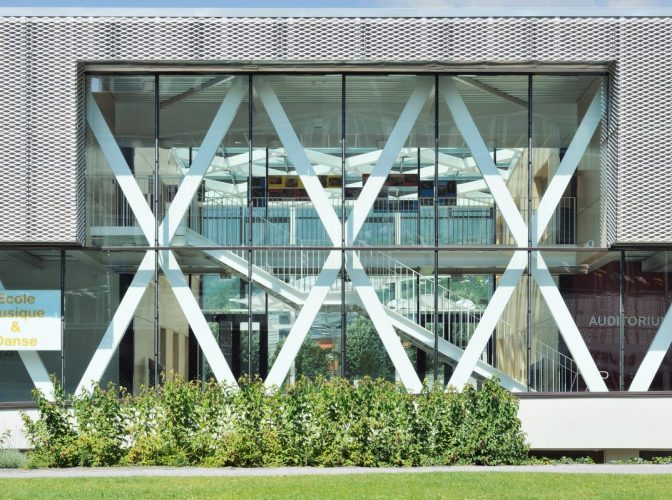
[9,69,642,405]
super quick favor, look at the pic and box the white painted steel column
[18,352,55,400]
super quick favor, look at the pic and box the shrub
[21,378,77,468]
[454,379,529,465]
[0,431,27,469]
[0,449,27,469]
[22,376,529,467]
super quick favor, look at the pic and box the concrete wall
[518,396,672,451]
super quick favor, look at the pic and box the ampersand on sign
[10,321,20,333]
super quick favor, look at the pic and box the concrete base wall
[518,396,672,451]
[0,409,37,449]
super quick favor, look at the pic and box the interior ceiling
[93,74,599,105]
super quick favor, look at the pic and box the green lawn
[3,472,672,499]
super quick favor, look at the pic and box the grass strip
[3,472,672,499]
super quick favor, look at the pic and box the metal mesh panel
[0,19,29,241]
[616,18,672,243]
[0,15,667,244]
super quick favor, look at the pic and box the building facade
[1,9,672,454]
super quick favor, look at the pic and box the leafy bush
[21,376,529,468]
[21,379,77,468]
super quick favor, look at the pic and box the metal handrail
[198,196,579,391]
[87,174,577,247]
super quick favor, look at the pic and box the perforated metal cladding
[0,19,29,241]
[0,15,667,244]
[616,18,672,243]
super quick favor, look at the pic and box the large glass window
[73,70,622,401]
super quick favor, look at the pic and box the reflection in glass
[0,251,61,402]
[345,75,435,247]
[86,75,156,247]
[439,75,529,247]
[73,71,627,398]
[624,251,672,391]
[159,75,250,247]
[532,75,607,247]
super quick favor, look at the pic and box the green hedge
[21,377,528,468]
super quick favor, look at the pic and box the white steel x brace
[258,78,433,393]
[75,78,248,394]
[442,77,609,392]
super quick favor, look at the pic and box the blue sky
[3,0,672,8]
